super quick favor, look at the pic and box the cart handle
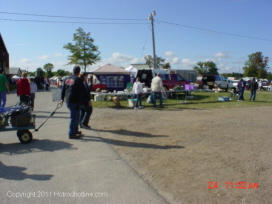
[34,103,63,132]
[57,102,63,109]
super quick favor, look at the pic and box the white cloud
[164,51,181,65]
[163,51,197,69]
[10,58,41,72]
[37,55,50,60]
[130,57,145,64]
[96,52,144,68]
[20,58,32,64]
[55,53,62,57]
[112,52,134,62]
[214,52,231,59]
[164,51,176,58]
[181,58,197,68]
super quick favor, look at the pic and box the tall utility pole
[148,11,157,69]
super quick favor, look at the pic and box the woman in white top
[132,77,143,109]
[29,78,38,111]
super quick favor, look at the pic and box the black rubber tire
[17,130,33,144]
[16,130,23,137]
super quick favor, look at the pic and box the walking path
[0,87,167,204]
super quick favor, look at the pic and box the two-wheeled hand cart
[0,102,62,144]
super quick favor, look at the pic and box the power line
[1,11,271,42]
[0,11,146,21]
[0,18,148,24]
[140,24,151,59]
[157,20,272,42]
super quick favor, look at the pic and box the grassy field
[92,90,272,110]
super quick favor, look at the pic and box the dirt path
[91,106,272,204]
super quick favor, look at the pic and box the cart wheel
[17,130,33,144]
[17,130,23,137]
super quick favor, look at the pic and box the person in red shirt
[17,72,30,104]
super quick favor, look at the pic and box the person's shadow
[0,162,53,181]
[0,139,77,155]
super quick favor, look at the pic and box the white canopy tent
[12,75,20,79]
[124,65,138,77]
[90,64,131,75]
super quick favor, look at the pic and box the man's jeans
[135,94,142,107]
[0,91,7,108]
[66,103,80,136]
[250,89,257,101]
[238,89,245,100]
[153,92,163,107]
[80,104,93,126]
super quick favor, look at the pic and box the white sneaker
[134,107,139,109]
[139,106,144,109]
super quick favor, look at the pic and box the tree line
[193,52,270,79]
[27,64,71,78]
[28,27,271,80]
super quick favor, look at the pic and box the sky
[1,0,271,74]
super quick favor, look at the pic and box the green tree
[205,61,219,74]
[43,63,54,72]
[243,52,269,78]
[46,70,54,78]
[193,62,208,76]
[162,62,171,69]
[36,67,45,77]
[193,61,219,76]
[267,72,272,80]
[144,55,166,69]
[63,27,101,72]
[55,69,67,77]
[27,71,36,77]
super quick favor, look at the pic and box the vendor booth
[89,64,131,92]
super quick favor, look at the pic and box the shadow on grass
[0,161,54,181]
[81,135,184,150]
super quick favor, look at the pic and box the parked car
[201,74,229,91]
[231,80,240,88]
[227,79,234,89]
[136,68,190,90]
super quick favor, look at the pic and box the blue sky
[1,0,271,74]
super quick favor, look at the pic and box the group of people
[132,73,164,109]
[16,72,38,110]
[237,77,259,101]
[0,70,38,110]
[61,66,93,139]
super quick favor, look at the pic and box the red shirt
[17,78,30,96]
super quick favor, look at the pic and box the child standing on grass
[29,78,38,111]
